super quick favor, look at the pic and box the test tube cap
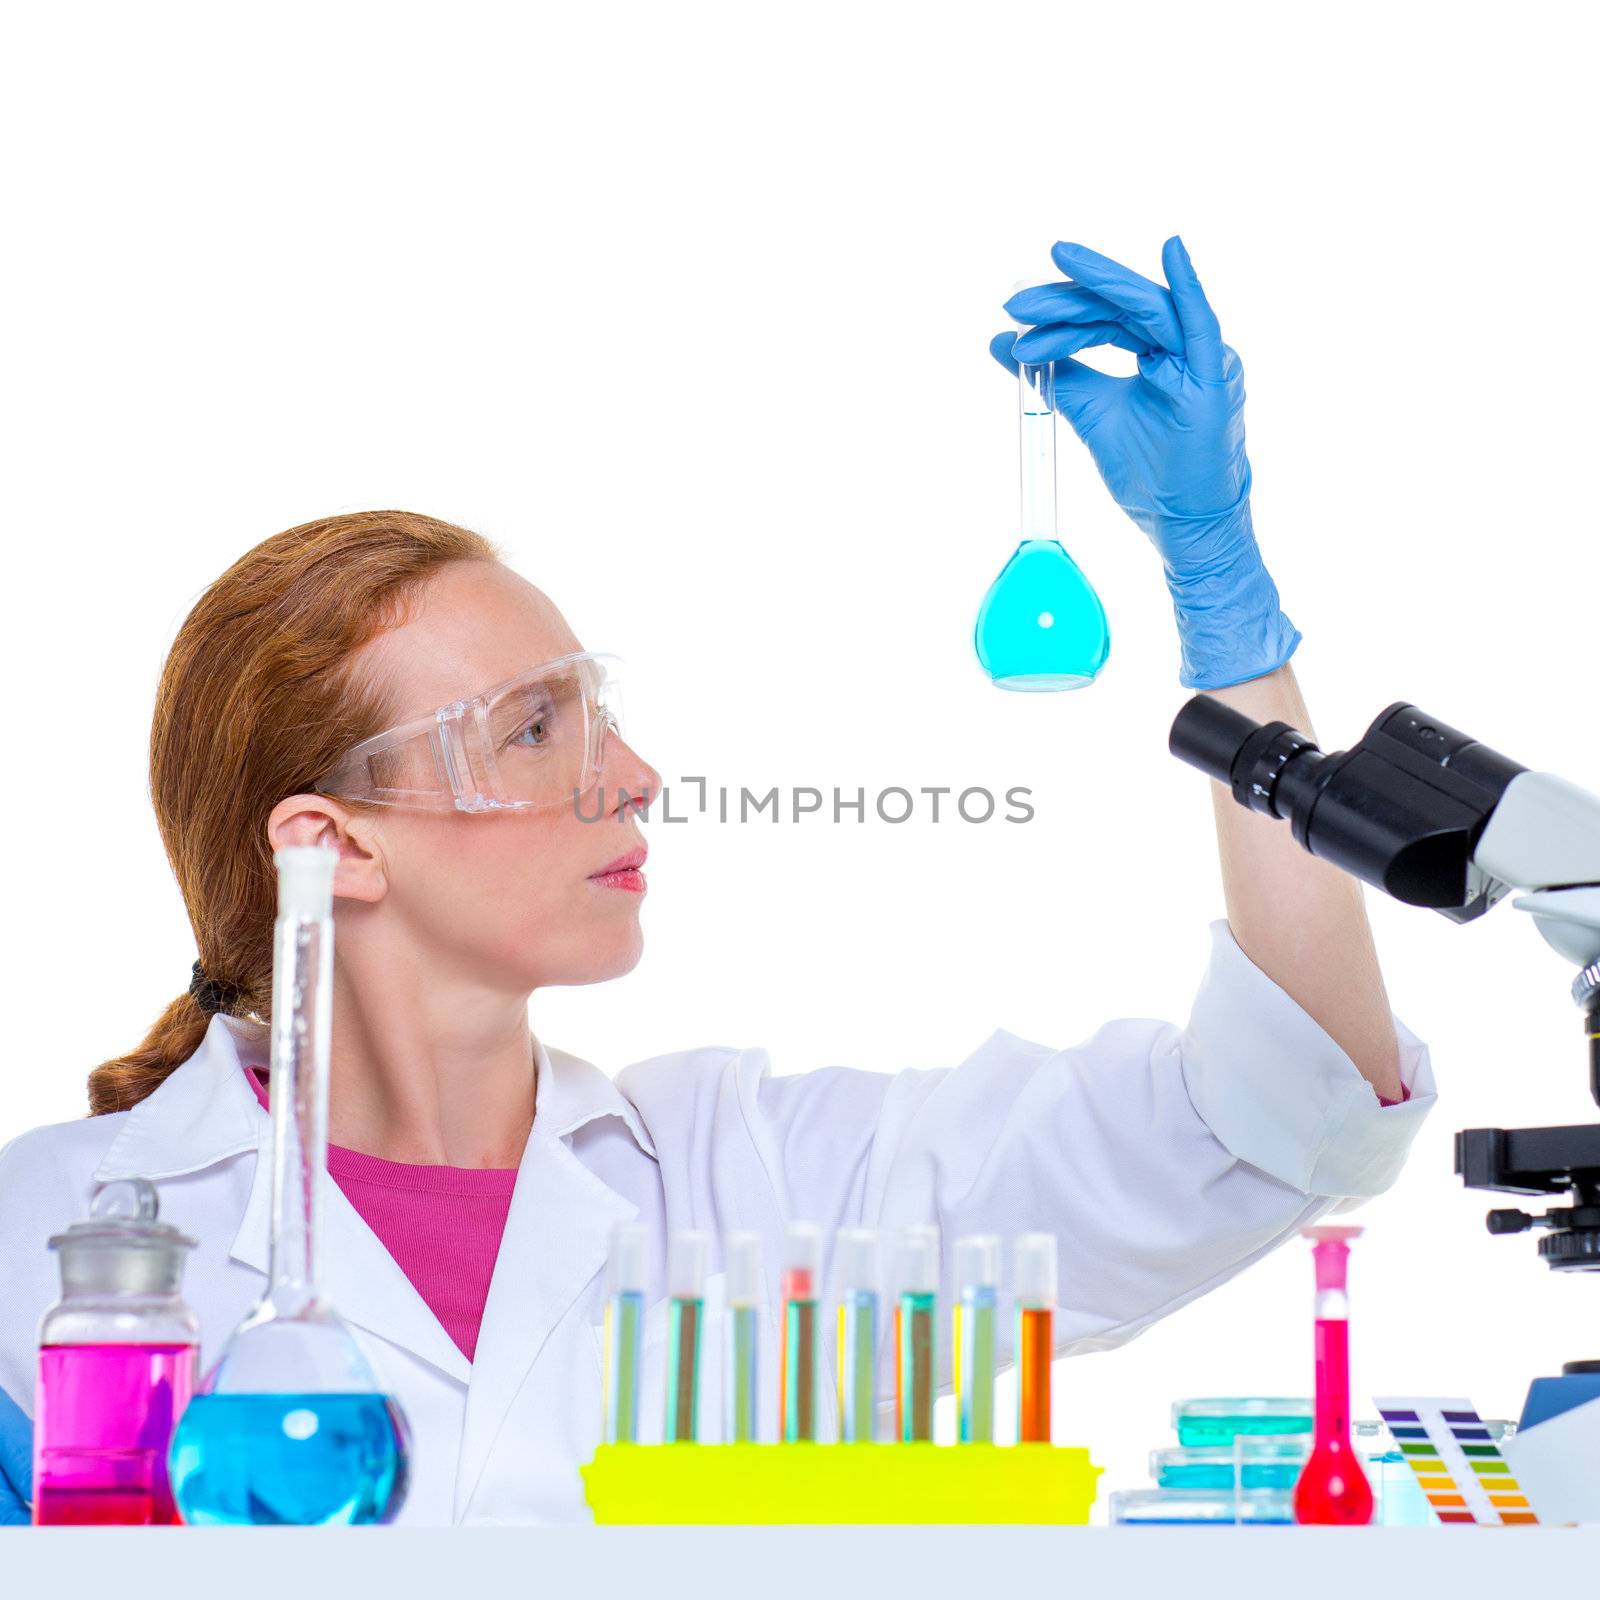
[1303,1224,1362,1291]
[954,1233,1000,1292]
[275,844,336,918]
[607,1220,647,1297]
[834,1227,880,1296]
[783,1220,822,1299]
[894,1222,940,1297]
[1014,1232,1058,1307]
[667,1229,710,1299]
[725,1230,763,1308]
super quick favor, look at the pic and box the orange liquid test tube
[1015,1233,1056,1443]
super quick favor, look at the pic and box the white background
[3,0,1597,1510]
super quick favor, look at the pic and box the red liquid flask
[34,1179,199,1525]
[1292,1226,1374,1526]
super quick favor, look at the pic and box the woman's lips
[589,848,647,894]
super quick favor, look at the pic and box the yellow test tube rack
[581,1442,1101,1524]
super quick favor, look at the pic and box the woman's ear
[266,795,388,905]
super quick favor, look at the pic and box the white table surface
[3,1526,1595,1597]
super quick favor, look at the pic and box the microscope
[1170,696,1600,1519]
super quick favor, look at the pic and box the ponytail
[87,993,219,1116]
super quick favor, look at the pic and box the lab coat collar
[533,1038,657,1161]
[93,1012,270,1184]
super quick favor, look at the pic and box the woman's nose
[605,732,662,813]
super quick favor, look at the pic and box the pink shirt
[244,1067,516,1363]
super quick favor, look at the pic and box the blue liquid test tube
[835,1228,879,1444]
[894,1224,940,1444]
[664,1230,708,1443]
[781,1222,822,1442]
[724,1231,762,1443]
[602,1221,646,1444]
[954,1234,999,1443]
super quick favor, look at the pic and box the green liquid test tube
[835,1228,880,1444]
[664,1230,709,1443]
[602,1221,646,1444]
[895,1224,940,1444]
[954,1234,999,1443]
[724,1231,762,1443]
[781,1222,821,1442]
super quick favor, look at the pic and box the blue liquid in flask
[975,539,1109,690]
[976,355,1109,690]
[169,1392,409,1525]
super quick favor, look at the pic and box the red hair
[87,510,500,1115]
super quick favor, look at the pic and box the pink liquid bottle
[1292,1224,1374,1526]
[34,1177,199,1525]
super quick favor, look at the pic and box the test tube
[895,1223,939,1443]
[954,1234,999,1443]
[835,1228,879,1444]
[780,1222,821,1442]
[1015,1232,1056,1444]
[664,1230,709,1443]
[602,1220,646,1444]
[724,1231,762,1443]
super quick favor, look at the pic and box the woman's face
[342,560,662,993]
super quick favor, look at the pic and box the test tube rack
[581,1442,1101,1524]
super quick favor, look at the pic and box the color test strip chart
[1374,1397,1538,1526]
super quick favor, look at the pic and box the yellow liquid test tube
[835,1228,879,1444]
[602,1221,646,1444]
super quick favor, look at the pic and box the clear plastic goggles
[315,650,624,813]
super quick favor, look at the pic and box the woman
[0,239,1433,1525]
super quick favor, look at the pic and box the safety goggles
[315,650,625,813]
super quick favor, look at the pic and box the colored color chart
[1373,1398,1537,1526]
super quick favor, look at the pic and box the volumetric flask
[168,846,411,1526]
[974,357,1110,689]
[1293,1226,1374,1526]
[35,1178,199,1525]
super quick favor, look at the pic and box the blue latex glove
[0,1383,32,1525]
[991,236,1300,690]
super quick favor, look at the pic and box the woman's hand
[0,1383,32,1524]
[991,236,1300,691]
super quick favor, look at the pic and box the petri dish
[1152,1440,1309,1492]
[1109,1487,1296,1526]
[1172,1397,1313,1448]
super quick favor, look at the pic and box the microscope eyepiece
[1166,697,1259,787]
[1169,695,1525,917]
[1168,699,1325,824]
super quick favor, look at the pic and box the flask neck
[1018,362,1058,543]
[266,909,332,1309]
[1313,1290,1353,1442]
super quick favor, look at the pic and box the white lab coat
[0,919,1434,1524]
